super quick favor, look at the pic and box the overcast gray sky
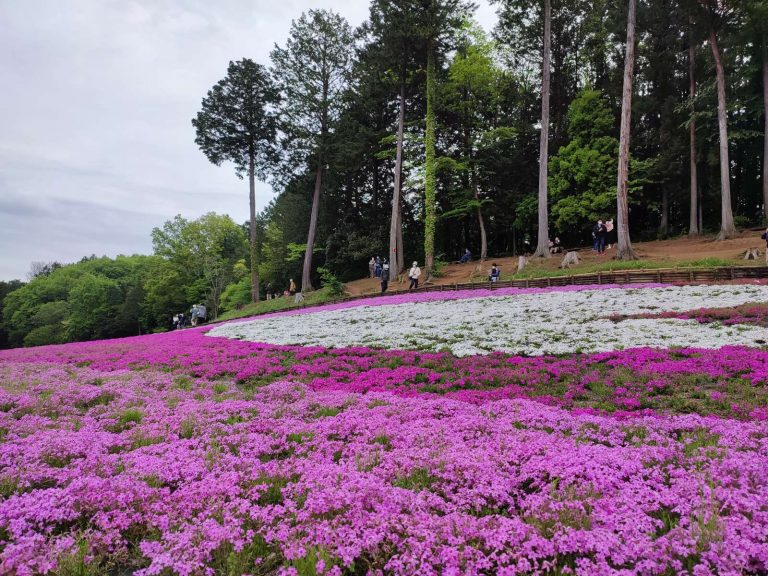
[0,1,498,281]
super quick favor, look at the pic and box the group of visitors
[369,257,423,295]
[173,303,207,329]
[548,237,563,254]
[265,279,297,300]
[368,256,384,278]
[592,218,616,255]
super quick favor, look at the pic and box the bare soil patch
[345,231,768,296]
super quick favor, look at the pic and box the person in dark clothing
[593,220,608,255]
[605,219,615,249]
[489,263,500,282]
[458,248,472,264]
[374,256,382,278]
[380,261,390,294]
[762,228,768,264]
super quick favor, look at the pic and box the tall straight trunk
[396,161,405,273]
[248,154,260,302]
[474,179,488,260]
[389,75,406,277]
[689,21,699,236]
[396,201,405,272]
[301,158,322,292]
[659,120,670,237]
[533,0,552,258]
[762,52,767,221]
[373,158,380,211]
[463,119,487,261]
[616,0,638,260]
[424,45,437,280]
[709,26,736,239]
[659,187,669,237]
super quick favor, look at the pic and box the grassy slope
[215,288,335,323]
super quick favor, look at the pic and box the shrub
[317,267,345,297]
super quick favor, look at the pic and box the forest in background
[2,0,767,347]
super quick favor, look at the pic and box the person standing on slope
[380,260,390,295]
[762,228,768,265]
[408,261,421,290]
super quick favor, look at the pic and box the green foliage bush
[317,267,345,297]
[220,277,251,313]
[549,90,619,240]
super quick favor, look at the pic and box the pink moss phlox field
[1,364,767,575]
[2,325,768,419]
[2,283,768,574]
[610,302,768,328]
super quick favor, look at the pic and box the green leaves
[2,256,156,347]
[270,10,354,177]
[149,213,248,321]
[192,59,279,180]
[549,90,619,234]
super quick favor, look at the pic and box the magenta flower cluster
[1,363,767,575]
[611,302,768,328]
[3,324,767,420]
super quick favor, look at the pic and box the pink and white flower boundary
[209,283,768,356]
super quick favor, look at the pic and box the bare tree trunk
[396,202,405,273]
[709,26,736,239]
[616,0,638,260]
[390,75,406,277]
[763,52,767,222]
[659,187,669,237]
[659,118,670,237]
[473,177,488,260]
[248,153,260,302]
[689,20,699,236]
[424,45,437,280]
[533,0,552,258]
[301,158,322,292]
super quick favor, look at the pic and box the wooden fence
[315,265,768,304]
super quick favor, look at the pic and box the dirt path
[345,231,767,296]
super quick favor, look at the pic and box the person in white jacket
[408,261,421,290]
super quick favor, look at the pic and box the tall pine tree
[271,10,354,291]
[192,59,279,302]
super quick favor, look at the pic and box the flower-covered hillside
[1,283,768,575]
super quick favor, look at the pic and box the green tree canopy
[548,89,619,238]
